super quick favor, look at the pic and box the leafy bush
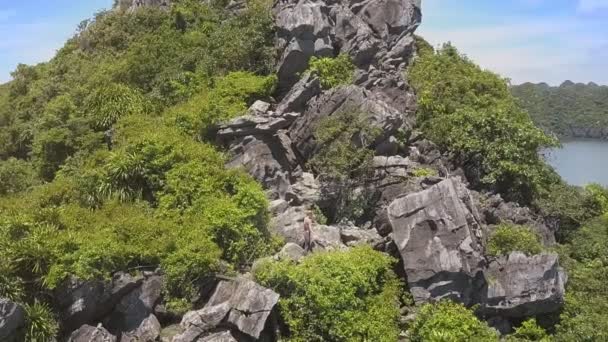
[24,301,59,342]
[0,158,39,195]
[534,181,603,243]
[255,246,401,342]
[486,224,543,257]
[507,318,550,341]
[409,43,558,203]
[85,82,147,130]
[554,216,608,341]
[412,167,438,178]
[408,301,498,342]
[308,54,355,89]
[166,71,276,138]
[308,111,379,223]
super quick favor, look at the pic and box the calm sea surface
[545,139,608,186]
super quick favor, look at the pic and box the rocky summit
[0,0,580,340]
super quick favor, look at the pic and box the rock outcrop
[175,278,279,341]
[0,299,25,342]
[387,178,567,317]
[68,324,117,342]
[482,252,566,317]
[115,0,171,12]
[388,178,486,306]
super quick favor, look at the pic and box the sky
[0,0,113,83]
[0,0,607,85]
[418,0,608,85]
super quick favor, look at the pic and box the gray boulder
[120,315,161,342]
[105,273,162,334]
[482,252,566,317]
[388,178,486,305]
[275,73,321,115]
[199,331,238,342]
[277,242,306,262]
[176,279,279,341]
[225,133,300,199]
[0,298,25,342]
[68,324,117,342]
[273,0,422,91]
[285,172,321,205]
[289,85,409,161]
[56,273,142,333]
[271,205,344,250]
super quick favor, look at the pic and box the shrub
[309,111,379,223]
[255,246,401,342]
[507,318,550,341]
[534,181,602,243]
[166,72,276,138]
[308,54,355,89]
[24,301,59,342]
[85,83,147,130]
[412,167,438,178]
[0,158,39,195]
[486,224,543,257]
[409,43,558,203]
[554,217,608,341]
[408,301,498,342]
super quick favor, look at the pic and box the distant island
[511,81,608,139]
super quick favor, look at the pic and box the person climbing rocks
[303,211,314,253]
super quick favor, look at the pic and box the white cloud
[578,0,608,13]
[417,2,608,85]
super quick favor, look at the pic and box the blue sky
[0,0,607,85]
[0,0,112,83]
[418,0,608,85]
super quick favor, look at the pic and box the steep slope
[1,0,601,341]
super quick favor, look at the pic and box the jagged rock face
[115,0,171,12]
[175,278,279,341]
[273,0,422,91]
[105,274,162,334]
[483,252,566,317]
[388,178,567,317]
[56,273,142,333]
[68,325,117,342]
[388,178,486,306]
[288,84,410,160]
[0,299,25,342]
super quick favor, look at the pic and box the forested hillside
[511,81,608,139]
[0,0,608,341]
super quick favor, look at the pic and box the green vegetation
[409,42,558,203]
[554,216,608,341]
[511,82,608,138]
[24,301,59,342]
[486,224,543,257]
[308,111,379,223]
[255,246,401,342]
[412,167,438,178]
[408,301,498,342]
[0,1,278,338]
[307,54,356,89]
[507,319,550,342]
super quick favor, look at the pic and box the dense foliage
[511,81,608,138]
[486,224,543,257]
[0,1,279,338]
[408,301,498,342]
[409,42,558,203]
[307,54,355,89]
[308,111,379,223]
[255,246,401,342]
[554,216,608,341]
